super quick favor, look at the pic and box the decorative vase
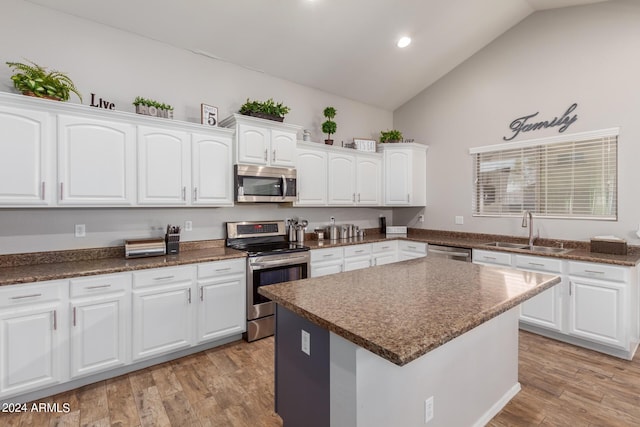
[22,91,61,101]
[325,139,334,145]
[243,111,285,122]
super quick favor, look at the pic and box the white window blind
[471,129,618,220]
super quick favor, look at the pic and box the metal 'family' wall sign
[503,103,578,141]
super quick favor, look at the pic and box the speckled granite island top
[260,257,560,366]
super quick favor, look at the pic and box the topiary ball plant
[6,60,82,102]
[322,107,337,145]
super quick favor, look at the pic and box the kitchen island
[259,256,561,427]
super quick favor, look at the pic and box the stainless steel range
[226,220,310,342]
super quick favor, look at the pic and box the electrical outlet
[425,396,434,423]
[301,330,311,356]
[330,216,335,225]
[455,216,464,225]
[75,224,86,238]
[418,214,424,223]
[185,220,193,231]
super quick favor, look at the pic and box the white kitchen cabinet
[295,142,328,206]
[568,261,629,349]
[398,240,427,260]
[343,244,372,271]
[132,266,195,361]
[372,241,398,266]
[69,273,130,379]
[0,105,53,206]
[471,249,512,267]
[196,259,246,343]
[220,114,302,167]
[310,247,344,277]
[58,114,136,205]
[191,132,234,206]
[328,149,382,206]
[137,125,190,205]
[378,143,428,206]
[515,255,564,333]
[0,280,67,399]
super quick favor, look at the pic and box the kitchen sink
[482,242,570,254]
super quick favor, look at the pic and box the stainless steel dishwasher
[427,244,472,262]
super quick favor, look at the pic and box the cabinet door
[0,106,52,205]
[0,302,64,398]
[192,133,233,206]
[520,283,563,332]
[132,282,193,361]
[373,253,397,266]
[295,147,327,206]
[568,277,626,348]
[328,152,356,205]
[237,124,269,165]
[197,274,245,343]
[270,130,297,167]
[383,149,411,205]
[137,126,190,205]
[70,292,129,379]
[344,255,372,272]
[356,155,382,205]
[311,261,343,278]
[58,115,135,205]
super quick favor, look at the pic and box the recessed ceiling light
[397,36,411,48]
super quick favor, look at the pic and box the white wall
[394,0,640,243]
[0,0,393,254]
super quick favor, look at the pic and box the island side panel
[329,308,521,427]
[275,305,330,427]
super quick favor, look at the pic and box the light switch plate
[301,330,310,356]
[455,216,464,225]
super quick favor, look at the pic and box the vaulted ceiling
[24,0,609,110]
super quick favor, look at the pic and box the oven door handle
[250,257,309,270]
[281,175,287,200]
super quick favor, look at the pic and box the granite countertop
[260,256,561,366]
[0,244,246,286]
[305,229,640,266]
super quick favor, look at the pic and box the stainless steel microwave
[234,164,297,203]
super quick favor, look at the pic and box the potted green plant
[322,107,337,145]
[133,96,174,119]
[380,129,403,143]
[5,60,82,102]
[239,98,290,122]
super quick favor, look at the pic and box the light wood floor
[2,330,640,426]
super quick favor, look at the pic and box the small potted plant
[5,60,82,102]
[133,96,174,119]
[239,98,290,122]
[380,129,403,143]
[322,107,337,145]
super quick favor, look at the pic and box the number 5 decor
[201,104,218,127]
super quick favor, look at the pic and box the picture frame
[201,103,218,127]
[353,138,377,152]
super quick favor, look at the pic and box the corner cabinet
[220,114,302,167]
[0,92,235,208]
[378,143,428,206]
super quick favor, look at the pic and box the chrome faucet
[521,210,535,247]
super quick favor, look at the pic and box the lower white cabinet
[372,241,398,266]
[398,240,427,261]
[69,273,130,379]
[196,259,246,343]
[343,244,372,272]
[310,247,344,277]
[132,266,195,361]
[0,280,67,399]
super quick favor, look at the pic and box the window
[470,128,618,220]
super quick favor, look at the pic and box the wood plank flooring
[2,330,640,426]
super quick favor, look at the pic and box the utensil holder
[165,233,180,255]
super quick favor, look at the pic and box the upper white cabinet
[191,132,234,206]
[355,152,382,206]
[327,148,382,206]
[58,114,136,205]
[137,126,190,205]
[220,114,301,167]
[378,143,428,206]
[0,105,53,206]
[295,142,328,206]
[328,151,357,205]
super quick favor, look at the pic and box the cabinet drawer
[70,273,130,298]
[372,241,398,254]
[473,250,512,266]
[0,280,67,308]
[398,240,427,254]
[310,247,343,262]
[515,255,563,274]
[198,258,246,279]
[133,265,195,289]
[344,244,372,258]
[568,261,629,283]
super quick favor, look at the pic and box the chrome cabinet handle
[60,182,64,200]
[73,307,77,327]
[358,193,361,202]
[585,270,605,275]
[264,149,268,161]
[41,182,45,200]
[187,288,191,304]
[86,284,111,290]
[200,286,204,301]
[483,256,497,260]
[182,187,186,201]
[194,187,198,201]
[352,193,356,202]
[528,262,545,267]
[11,293,42,300]
[272,150,276,162]
[355,250,365,253]
[53,310,57,331]
[153,275,175,281]
[215,267,231,272]
[407,193,410,203]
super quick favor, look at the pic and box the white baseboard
[472,382,521,427]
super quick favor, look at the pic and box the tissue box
[590,237,627,255]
